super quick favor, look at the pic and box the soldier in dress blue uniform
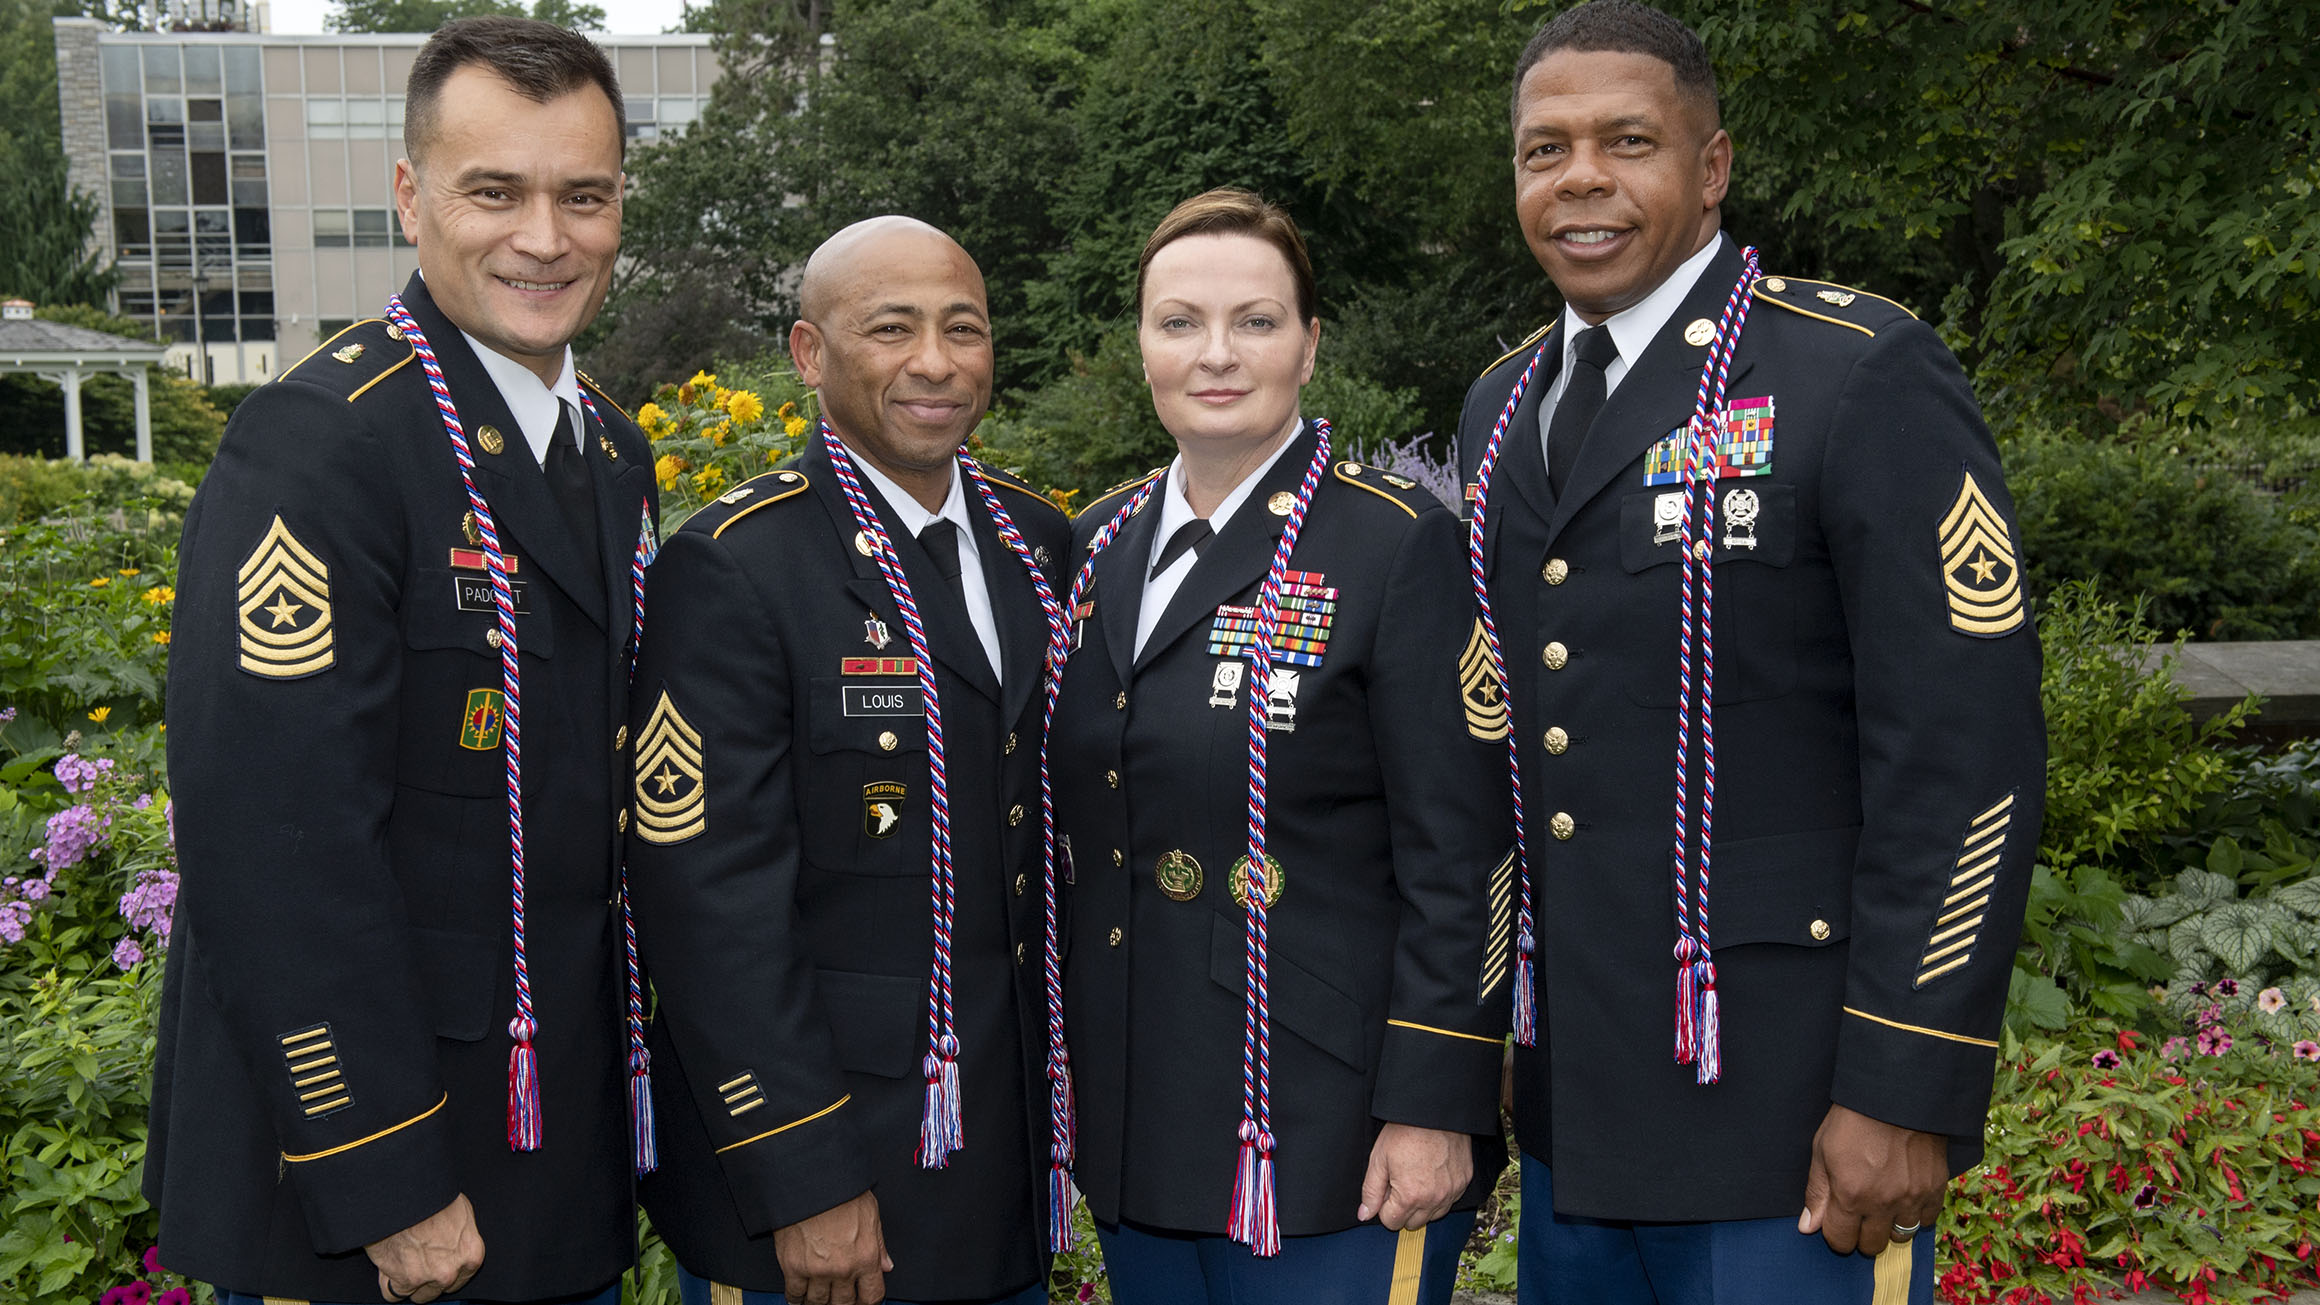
[1456,5,2046,1304]
[150,19,656,1305]
[626,217,1068,1305]
[1049,189,1513,1305]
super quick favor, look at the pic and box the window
[182,45,221,96]
[231,153,266,206]
[352,209,391,248]
[191,152,227,205]
[103,46,143,150]
[233,206,270,247]
[313,210,349,247]
[142,45,181,96]
[151,150,188,205]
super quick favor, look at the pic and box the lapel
[1547,238,1755,546]
[1091,483,1160,687]
[584,403,655,618]
[401,274,608,630]
[1132,422,1318,676]
[811,437,1002,706]
[966,485,1043,729]
[1496,327,1561,568]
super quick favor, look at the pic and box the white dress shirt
[1537,233,1728,475]
[1135,427,1303,657]
[461,329,586,467]
[852,451,1004,682]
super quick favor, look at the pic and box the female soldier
[1040,188,1514,1304]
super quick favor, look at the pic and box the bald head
[790,215,995,511]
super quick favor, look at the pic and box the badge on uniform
[634,690,706,845]
[1643,397,1776,486]
[1209,660,1244,709]
[863,781,907,838]
[1261,667,1301,733]
[1206,570,1336,669]
[1722,488,1761,550]
[638,505,661,566]
[1459,620,1510,741]
[864,614,893,651]
[454,574,530,613]
[458,688,506,750]
[1939,468,2025,637]
[237,515,335,680]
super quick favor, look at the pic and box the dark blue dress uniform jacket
[1456,236,2046,1222]
[148,273,656,1300]
[1053,420,1514,1238]
[626,436,1069,1302]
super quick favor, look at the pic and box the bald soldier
[629,217,1069,1305]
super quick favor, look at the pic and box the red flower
[2117,1029,2141,1051]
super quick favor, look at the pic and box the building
[53,18,716,383]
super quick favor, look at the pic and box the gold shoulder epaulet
[971,459,1068,516]
[1330,460,1424,519]
[575,370,633,423]
[279,319,414,403]
[682,469,811,540]
[1477,321,1554,379]
[1750,276,1917,339]
[1083,466,1167,515]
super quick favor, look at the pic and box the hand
[773,1190,892,1305]
[1358,1123,1473,1231]
[1798,1103,1948,1256]
[365,1193,484,1304]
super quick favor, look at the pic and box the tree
[326,0,603,33]
[0,306,227,466]
[0,0,121,308]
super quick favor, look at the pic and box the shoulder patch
[280,320,414,403]
[1330,460,1424,519]
[1750,276,1917,339]
[634,689,706,845]
[678,469,811,540]
[575,370,633,424]
[1477,321,1554,379]
[237,515,335,679]
[1938,467,2025,637]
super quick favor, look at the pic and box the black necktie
[1150,519,1213,580]
[543,404,602,589]
[919,519,967,608]
[1546,325,1619,500]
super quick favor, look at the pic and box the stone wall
[52,18,114,282]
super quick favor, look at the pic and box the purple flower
[2132,1182,2160,1210]
[118,869,179,939]
[34,803,111,870]
[0,706,14,723]
[120,1283,152,1305]
[155,1291,189,1305]
[2196,1025,2233,1056]
[2160,1035,2190,1061]
[0,901,28,944]
[112,937,144,970]
[53,753,115,795]
[2295,1041,2320,1062]
[100,1289,128,1305]
[19,879,47,903]
[2214,977,2241,998]
[142,1246,163,1274]
[2090,1049,2121,1070]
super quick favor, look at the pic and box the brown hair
[405,16,626,164]
[1136,188,1318,325]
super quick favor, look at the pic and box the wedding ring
[1890,1220,1922,1242]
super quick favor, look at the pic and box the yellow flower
[784,415,810,440]
[727,390,766,425]
[688,370,716,390]
[152,631,171,645]
[766,448,785,465]
[777,400,797,419]
[89,576,110,587]
[654,453,690,489]
[1047,487,1082,515]
[88,706,112,723]
[143,585,175,605]
[713,386,733,410]
[637,401,667,432]
[709,420,731,448]
[691,465,728,495]
[118,567,140,577]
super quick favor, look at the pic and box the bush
[637,364,821,531]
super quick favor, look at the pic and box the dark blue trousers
[1095,1211,1475,1305]
[1515,1153,1934,1305]
[675,1265,1046,1305]
[220,1284,620,1305]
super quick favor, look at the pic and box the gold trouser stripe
[280,1093,447,1163]
[715,1094,851,1154]
[1385,1018,1500,1045]
[709,1284,744,1305]
[1843,1007,1998,1049]
[262,1298,309,1305]
[1871,1239,1914,1305]
[1386,1225,1427,1305]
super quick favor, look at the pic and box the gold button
[1267,491,1295,516]
[1549,812,1575,840]
[1763,276,1787,293]
[1810,919,1832,941]
[616,809,629,833]
[1014,873,1028,896]
[1114,691,1128,710]
[1683,317,1716,347]
[1111,848,1124,867]
[1005,732,1018,755]
[1008,804,1025,826]
[1105,769,1119,788]
[476,424,505,456]
[1108,926,1123,947]
[855,529,875,557]
[1016,942,1027,965]
[878,731,899,752]
[485,627,503,648]
[1543,558,1569,585]
[1542,641,1568,670]
[613,725,628,751]
[1544,727,1569,755]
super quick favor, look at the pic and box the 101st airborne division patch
[1938,469,2025,637]
[634,689,706,845]
[237,515,335,678]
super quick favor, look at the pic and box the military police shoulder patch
[279,320,414,403]
[1477,321,1554,379]
[679,469,808,541]
[1750,276,1917,340]
[1938,467,2025,637]
[634,689,706,845]
[1458,618,1510,741]
[1330,461,1425,519]
[237,515,335,680]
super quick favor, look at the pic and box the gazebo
[0,298,168,462]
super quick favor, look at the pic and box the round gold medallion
[1267,491,1295,516]
[1683,318,1716,347]
[476,424,506,456]
[1762,277,1787,293]
[1229,854,1284,909]
[1154,850,1204,902]
[855,529,875,557]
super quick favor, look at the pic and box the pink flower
[2214,977,2241,998]
[155,1290,189,1305]
[2160,1035,2190,1061]
[121,1283,152,1305]
[112,937,145,970]
[142,1246,163,1274]
[118,869,179,938]
[2259,987,2287,1014]
[2294,1041,2320,1062]
[2090,1049,2121,1070]
[2196,1025,2233,1056]
[0,900,28,944]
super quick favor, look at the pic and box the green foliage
[326,0,604,32]
[636,362,821,529]
[0,477,184,737]
[2124,861,2320,1005]
[2004,422,2320,640]
[0,0,119,311]
[0,306,228,466]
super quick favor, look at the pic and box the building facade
[53,18,716,383]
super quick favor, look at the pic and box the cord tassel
[1049,1162,1078,1253]
[507,1018,542,1151]
[1512,930,1538,1046]
[1672,930,1698,1064]
[1693,959,1722,1084]
[1227,1123,1281,1257]
[628,1052,658,1175]
[916,1043,964,1168]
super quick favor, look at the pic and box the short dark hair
[1511,0,1718,129]
[1137,188,1318,325]
[405,16,626,164]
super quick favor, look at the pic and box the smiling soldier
[627,217,1069,1305]
[1456,4,2046,1303]
[149,17,658,1305]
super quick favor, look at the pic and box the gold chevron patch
[1938,470,2024,637]
[1480,847,1516,1000]
[1916,791,2014,987]
[1460,619,1510,741]
[634,689,705,845]
[237,515,336,679]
